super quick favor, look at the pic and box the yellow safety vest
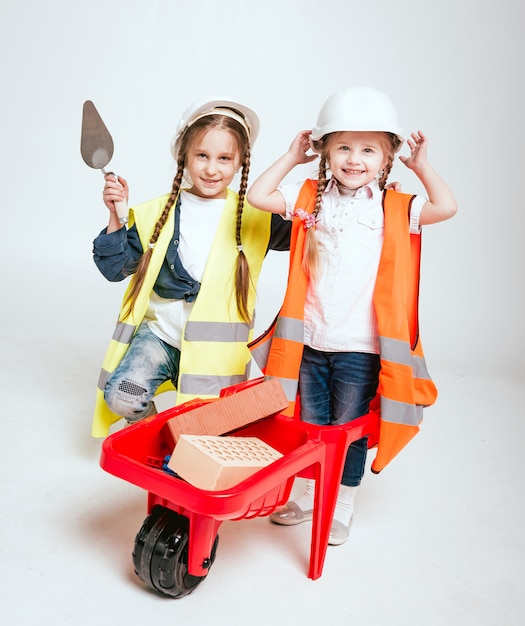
[92,189,271,437]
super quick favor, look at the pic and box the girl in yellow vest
[247,86,457,545]
[92,97,290,437]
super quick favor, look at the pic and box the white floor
[2,332,524,625]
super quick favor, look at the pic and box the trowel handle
[103,169,129,224]
[114,199,129,225]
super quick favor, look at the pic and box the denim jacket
[93,200,290,302]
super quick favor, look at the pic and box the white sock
[291,478,315,511]
[333,485,357,526]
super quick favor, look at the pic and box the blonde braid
[378,153,394,190]
[303,153,328,278]
[234,147,252,322]
[313,154,328,217]
[377,133,400,190]
[122,161,184,318]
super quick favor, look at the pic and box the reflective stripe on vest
[268,376,300,403]
[266,316,305,401]
[97,368,111,392]
[380,336,432,381]
[178,371,248,396]
[250,335,272,372]
[97,325,139,394]
[112,321,136,344]
[275,316,304,341]
[184,319,253,342]
[380,396,424,426]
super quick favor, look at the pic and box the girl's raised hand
[103,173,129,213]
[399,130,428,172]
[288,130,318,166]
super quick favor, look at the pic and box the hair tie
[148,242,155,249]
[293,208,320,230]
[237,244,244,252]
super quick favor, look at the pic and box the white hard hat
[170,96,260,159]
[310,86,404,152]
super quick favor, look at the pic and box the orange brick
[166,378,288,442]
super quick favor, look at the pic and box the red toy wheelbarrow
[99,378,380,597]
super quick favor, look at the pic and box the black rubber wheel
[132,505,219,598]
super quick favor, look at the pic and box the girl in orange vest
[247,86,457,545]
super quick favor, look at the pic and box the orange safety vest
[249,180,437,473]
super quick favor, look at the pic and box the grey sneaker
[270,501,313,526]
[328,518,353,545]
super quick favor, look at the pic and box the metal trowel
[80,100,128,224]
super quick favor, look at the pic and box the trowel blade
[80,100,114,170]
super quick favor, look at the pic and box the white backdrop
[1,0,523,388]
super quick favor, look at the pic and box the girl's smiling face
[186,127,241,199]
[327,131,387,190]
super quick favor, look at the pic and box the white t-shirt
[146,190,225,349]
[278,178,424,353]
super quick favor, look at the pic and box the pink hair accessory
[293,208,319,230]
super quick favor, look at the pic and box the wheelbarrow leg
[307,433,350,580]
[187,513,222,577]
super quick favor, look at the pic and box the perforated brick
[167,435,283,491]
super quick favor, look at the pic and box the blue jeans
[298,346,380,487]
[104,322,180,422]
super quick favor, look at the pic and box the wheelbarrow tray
[100,402,325,520]
[100,386,380,582]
